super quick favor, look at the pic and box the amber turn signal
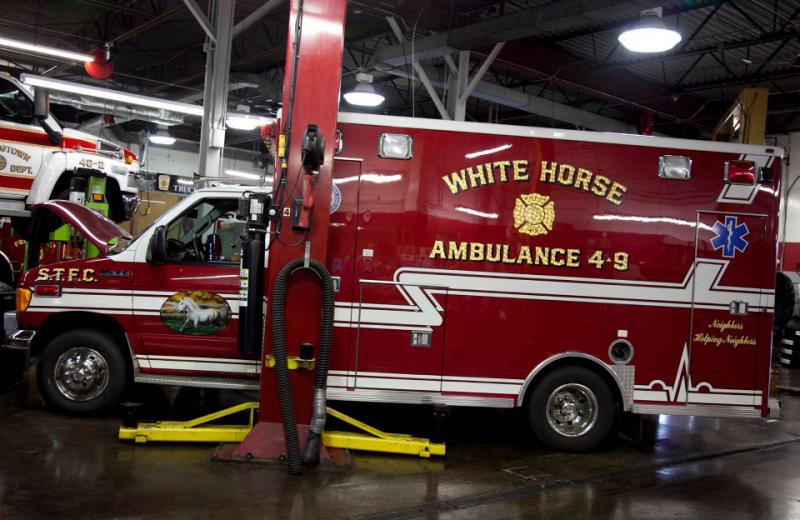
[15,287,31,313]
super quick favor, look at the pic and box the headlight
[16,288,31,313]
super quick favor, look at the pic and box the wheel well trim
[34,312,135,374]
[516,351,628,410]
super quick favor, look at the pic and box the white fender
[26,152,67,205]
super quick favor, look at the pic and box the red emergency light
[725,160,756,185]
[33,285,61,297]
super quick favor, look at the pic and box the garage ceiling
[1,0,799,147]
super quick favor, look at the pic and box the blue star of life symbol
[711,216,749,258]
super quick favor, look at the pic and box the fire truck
[0,74,139,284]
[1,111,783,451]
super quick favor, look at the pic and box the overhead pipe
[50,93,184,129]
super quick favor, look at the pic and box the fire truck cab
[0,74,139,228]
[3,112,784,452]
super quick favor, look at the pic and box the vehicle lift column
[232,0,346,465]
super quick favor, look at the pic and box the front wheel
[528,366,614,451]
[36,329,127,414]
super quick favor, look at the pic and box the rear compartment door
[689,211,768,410]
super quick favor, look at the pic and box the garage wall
[137,141,265,179]
[99,128,265,180]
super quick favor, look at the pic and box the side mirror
[33,87,48,121]
[33,88,62,146]
[146,225,168,263]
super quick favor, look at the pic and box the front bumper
[0,312,35,384]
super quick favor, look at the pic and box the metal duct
[49,92,185,128]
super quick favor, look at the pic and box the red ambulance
[2,112,783,451]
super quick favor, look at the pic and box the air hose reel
[271,257,335,474]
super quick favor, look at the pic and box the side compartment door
[327,158,362,389]
[132,197,255,376]
[349,164,447,394]
[690,211,767,410]
[353,281,447,394]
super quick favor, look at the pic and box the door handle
[729,301,748,316]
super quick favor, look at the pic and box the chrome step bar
[134,373,259,390]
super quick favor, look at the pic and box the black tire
[36,329,127,414]
[528,366,614,451]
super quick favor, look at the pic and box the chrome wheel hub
[54,347,109,402]
[546,383,598,438]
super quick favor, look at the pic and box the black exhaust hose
[272,257,334,474]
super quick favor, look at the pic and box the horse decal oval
[160,291,232,336]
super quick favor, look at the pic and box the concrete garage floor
[2,370,800,519]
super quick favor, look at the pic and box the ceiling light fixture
[618,7,681,53]
[226,113,273,131]
[343,72,385,107]
[20,74,204,117]
[224,170,261,180]
[148,128,176,146]
[0,36,95,63]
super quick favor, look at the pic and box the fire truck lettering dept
[441,159,628,206]
[0,144,33,175]
[35,267,96,282]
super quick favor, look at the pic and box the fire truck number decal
[160,291,232,335]
[35,267,96,282]
[442,159,627,206]
[711,216,749,258]
[78,158,106,170]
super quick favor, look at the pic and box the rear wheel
[528,366,614,451]
[36,329,127,414]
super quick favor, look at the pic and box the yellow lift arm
[119,402,446,458]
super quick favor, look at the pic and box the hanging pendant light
[618,8,682,54]
[148,126,176,146]
[343,72,385,107]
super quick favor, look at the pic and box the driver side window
[165,198,245,264]
[0,79,33,125]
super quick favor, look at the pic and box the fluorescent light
[465,144,512,159]
[226,113,273,131]
[225,170,261,180]
[619,12,681,53]
[0,36,95,63]
[20,74,204,117]
[343,72,385,107]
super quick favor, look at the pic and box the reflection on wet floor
[2,367,800,519]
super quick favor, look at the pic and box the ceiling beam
[232,0,284,38]
[385,65,636,133]
[112,4,186,43]
[371,0,669,68]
